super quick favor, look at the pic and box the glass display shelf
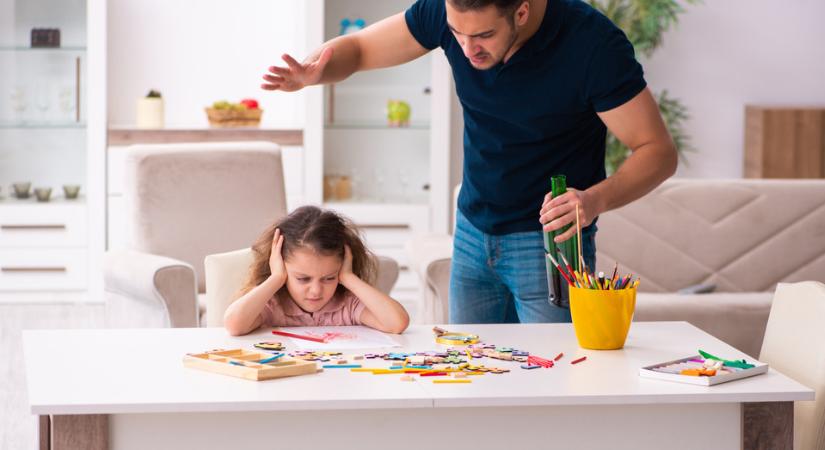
[0,195,86,205]
[324,196,429,207]
[0,46,86,52]
[325,121,430,130]
[0,121,86,129]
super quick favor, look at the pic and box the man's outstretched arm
[262,12,430,92]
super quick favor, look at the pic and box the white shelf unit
[0,0,106,302]
[303,0,454,317]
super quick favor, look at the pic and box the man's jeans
[449,210,597,324]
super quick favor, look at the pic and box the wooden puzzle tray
[183,349,320,381]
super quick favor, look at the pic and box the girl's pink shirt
[260,290,366,327]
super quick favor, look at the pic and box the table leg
[51,414,108,450]
[743,401,793,450]
[38,415,50,450]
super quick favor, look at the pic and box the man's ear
[514,1,530,27]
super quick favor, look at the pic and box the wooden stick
[576,204,584,274]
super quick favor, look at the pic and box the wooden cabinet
[744,106,825,178]
[0,202,89,291]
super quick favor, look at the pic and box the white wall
[644,0,825,178]
[106,0,825,176]
[107,0,306,128]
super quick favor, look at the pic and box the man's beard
[489,26,520,67]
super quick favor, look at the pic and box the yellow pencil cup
[569,286,636,350]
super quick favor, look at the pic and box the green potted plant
[588,0,699,174]
[136,89,164,129]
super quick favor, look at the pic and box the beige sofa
[407,179,825,357]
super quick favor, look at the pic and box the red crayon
[272,330,328,343]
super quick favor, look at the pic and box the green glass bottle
[543,175,580,305]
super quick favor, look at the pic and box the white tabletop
[23,322,813,415]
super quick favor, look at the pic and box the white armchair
[104,141,287,328]
[756,281,825,450]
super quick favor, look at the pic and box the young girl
[223,205,410,336]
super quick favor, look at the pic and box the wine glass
[9,87,27,121]
[35,83,51,121]
[58,86,75,119]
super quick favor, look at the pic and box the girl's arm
[339,247,410,334]
[223,230,287,336]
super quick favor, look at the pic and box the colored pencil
[554,352,564,361]
[272,330,328,343]
[611,262,618,283]
[546,253,575,286]
[624,274,634,289]
[556,247,579,285]
[571,356,587,365]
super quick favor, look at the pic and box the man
[262,0,677,324]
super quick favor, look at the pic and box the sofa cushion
[635,291,774,357]
[596,179,825,293]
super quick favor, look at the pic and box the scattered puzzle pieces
[253,342,285,351]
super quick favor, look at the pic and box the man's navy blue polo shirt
[405,0,646,235]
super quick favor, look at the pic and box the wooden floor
[0,303,104,450]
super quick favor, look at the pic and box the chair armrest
[104,250,198,328]
[204,248,254,328]
[404,233,453,324]
[405,233,454,280]
[425,258,452,324]
[374,255,400,295]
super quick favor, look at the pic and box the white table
[24,322,813,450]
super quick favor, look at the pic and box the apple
[386,100,411,127]
[240,98,259,110]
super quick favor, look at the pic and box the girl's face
[283,247,342,314]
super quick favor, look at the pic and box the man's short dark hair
[447,0,525,17]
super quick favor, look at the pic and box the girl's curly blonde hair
[239,206,376,297]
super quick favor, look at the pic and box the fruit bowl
[205,99,262,128]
